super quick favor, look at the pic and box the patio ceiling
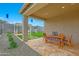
[31,3,79,19]
[21,3,79,19]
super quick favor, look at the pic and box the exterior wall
[0,23,14,33]
[15,23,22,34]
[3,23,14,33]
[45,11,79,45]
[0,22,3,34]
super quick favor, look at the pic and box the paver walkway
[0,33,40,56]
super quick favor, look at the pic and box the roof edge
[19,3,30,14]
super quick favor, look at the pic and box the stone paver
[0,33,40,56]
[27,38,79,56]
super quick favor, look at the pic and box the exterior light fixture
[61,6,65,9]
[6,14,9,18]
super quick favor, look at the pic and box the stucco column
[22,16,28,41]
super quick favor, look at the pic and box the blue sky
[0,3,44,27]
[28,17,44,27]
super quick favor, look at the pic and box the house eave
[19,3,30,14]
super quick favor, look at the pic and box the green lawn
[17,32,43,40]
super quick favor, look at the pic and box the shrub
[7,32,18,49]
[9,41,18,48]
[17,35,23,39]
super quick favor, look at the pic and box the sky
[0,3,44,27]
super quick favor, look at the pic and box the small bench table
[44,34,65,48]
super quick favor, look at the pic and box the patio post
[22,15,28,41]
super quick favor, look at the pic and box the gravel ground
[0,33,40,56]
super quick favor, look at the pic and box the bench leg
[45,38,48,43]
[43,37,48,43]
[67,40,72,48]
[59,40,64,48]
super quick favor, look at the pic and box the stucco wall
[44,11,79,45]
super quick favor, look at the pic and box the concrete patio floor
[26,38,79,56]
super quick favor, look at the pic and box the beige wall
[44,11,79,45]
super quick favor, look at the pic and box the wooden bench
[43,33,65,48]
[43,33,73,48]
[64,34,73,48]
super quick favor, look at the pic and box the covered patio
[27,38,79,56]
[20,3,79,55]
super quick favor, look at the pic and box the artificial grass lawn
[17,32,43,40]
[28,32,43,39]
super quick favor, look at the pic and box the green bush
[17,32,43,40]
[9,41,18,48]
[7,32,18,49]
[9,37,14,41]
[17,35,23,39]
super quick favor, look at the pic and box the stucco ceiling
[30,3,79,19]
